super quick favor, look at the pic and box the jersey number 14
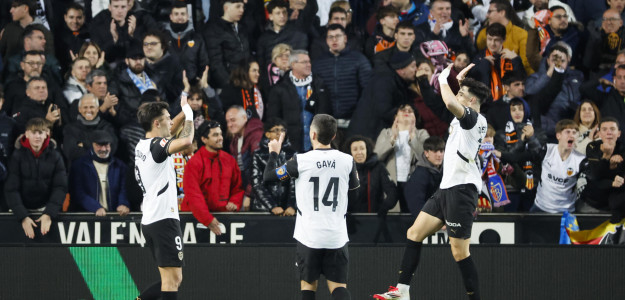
[309,177,339,212]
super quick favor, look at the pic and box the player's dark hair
[600,116,620,130]
[342,135,374,160]
[395,20,415,33]
[423,136,445,151]
[461,78,490,106]
[263,117,287,133]
[486,23,506,40]
[555,119,578,134]
[311,114,337,145]
[502,71,525,86]
[376,5,399,21]
[137,101,170,132]
[266,0,288,14]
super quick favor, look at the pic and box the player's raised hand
[456,63,475,83]
[180,90,188,108]
[268,132,284,154]
[438,64,452,85]
[200,66,210,89]
[182,70,190,92]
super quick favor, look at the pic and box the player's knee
[450,246,470,262]
[331,287,350,300]
[406,226,424,242]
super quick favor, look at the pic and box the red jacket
[183,147,244,225]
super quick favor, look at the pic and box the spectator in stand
[220,59,264,120]
[343,134,396,214]
[55,3,90,74]
[594,50,625,94]
[77,42,110,76]
[82,69,118,124]
[585,9,625,78]
[404,136,445,217]
[521,0,576,29]
[162,1,209,83]
[203,0,250,89]
[267,50,331,152]
[62,57,92,104]
[312,24,372,138]
[310,7,355,59]
[69,130,129,216]
[257,0,307,70]
[411,59,450,137]
[2,50,44,115]
[3,25,61,85]
[525,43,583,140]
[63,93,117,163]
[374,103,430,212]
[331,1,366,52]
[286,0,319,37]
[526,6,582,72]
[373,21,422,70]
[577,117,623,214]
[391,0,430,27]
[5,118,66,239]
[573,101,601,155]
[251,118,296,214]
[364,5,399,61]
[14,77,64,137]
[0,85,15,212]
[484,71,526,131]
[259,43,292,95]
[142,30,184,113]
[184,120,244,234]
[493,97,547,212]
[476,0,532,75]
[89,0,156,63]
[185,67,224,130]
[471,23,525,102]
[531,119,585,213]
[581,65,625,144]
[0,0,54,61]
[226,105,264,211]
[348,51,416,140]
[414,0,474,57]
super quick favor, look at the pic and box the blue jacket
[69,151,129,212]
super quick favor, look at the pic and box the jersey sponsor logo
[276,165,289,181]
[160,138,168,147]
[315,160,336,169]
[547,173,570,184]
[445,220,461,227]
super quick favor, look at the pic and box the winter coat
[373,127,430,183]
[266,72,332,152]
[372,45,424,71]
[404,153,443,217]
[580,80,625,143]
[144,52,184,113]
[579,140,625,209]
[350,154,397,214]
[364,24,396,62]
[183,147,244,226]
[347,69,411,140]
[257,24,308,68]
[163,22,209,82]
[525,62,583,138]
[69,150,129,212]
[4,136,67,221]
[202,18,251,89]
[62,76,88,104]
[414,20,475,57]
[229,118,264,197]
[476,21,532,75]
[0,21,55,62]
[62,116,117,163]
[109,67,164,126]
[251,137,296,211]
[471,48,526,94]
[54,22,90,74]
[13,98,65,137]
[311,49,372,119]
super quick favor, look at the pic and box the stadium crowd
[0,0,624,238]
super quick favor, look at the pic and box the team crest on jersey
[566,167,574,176]
[187,40,195,47]
[178,251,184,260]
[160,138,167,147]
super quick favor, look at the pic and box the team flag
[566,218,625,245]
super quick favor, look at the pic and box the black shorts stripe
[157,182,169,197]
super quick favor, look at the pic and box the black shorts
[295,242,349,284]
[142,218,185,268]
[421,184,478,239]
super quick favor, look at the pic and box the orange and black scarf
[485,49,514,100]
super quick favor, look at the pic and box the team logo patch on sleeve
[276,165,289,181]
[160,138,168,147]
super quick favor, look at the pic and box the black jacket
[62,116,117,163]
[404,153,442,217]
[364,24,395,62]
[350,154,396,213]
[163,22,210,82]
[202,18,251,89]
[311,49,372,119]
[109,67,164,126]
[54,22,90,74]
[266,72,332,152]
[257,24,308,68]
[251,137,296,211]
[4,136,67,221]
[347,68,410,140]
[580,81,625,143]
[145,52,184,113]
[13,97,66,139]
[220,84,263,120]
[89,10,156,63]
[579,140,625,208]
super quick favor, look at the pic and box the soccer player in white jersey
[134,95,195,300]
[373,64,489,300]
[263,114,360,300]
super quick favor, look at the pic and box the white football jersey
[534,144,585,213]
[440,106,488,191]
[282,149,359,249]
[135,137,179,225]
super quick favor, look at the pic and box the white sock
[396,283,410,293]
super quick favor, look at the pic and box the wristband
[182,104,193,121]
[438,77,448,85]
[181,91,189,97]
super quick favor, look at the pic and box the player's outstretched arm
[263,133,299,183]
[168,94,194,154]
[439,63,474,119]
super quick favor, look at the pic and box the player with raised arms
[263,114,360,300]
[373,63,489,300]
